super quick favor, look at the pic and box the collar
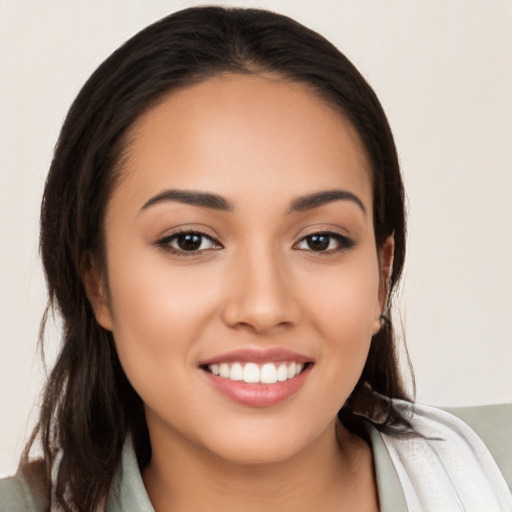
[105,423,408,512]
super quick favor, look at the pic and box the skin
[86,73,392,511]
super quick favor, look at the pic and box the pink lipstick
[199,348,313,407]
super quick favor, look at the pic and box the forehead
[115,73,373,212]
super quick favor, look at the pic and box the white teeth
[229,362,243,381]
[287,362,296,379]
[276,363,288,381]
[243,363,259,383]
[260,363,277,384]
[219,363,230,378]
[208,361,305,384]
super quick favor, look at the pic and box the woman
[1,6,510,512]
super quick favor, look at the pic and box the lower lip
[202,366,312,407]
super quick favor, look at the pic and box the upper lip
[199,348,313,366]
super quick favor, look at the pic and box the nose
[221,245,301,334]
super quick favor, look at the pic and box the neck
[142,419,378,512]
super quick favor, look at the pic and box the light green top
[1,403,511,511]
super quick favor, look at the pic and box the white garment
[380,401,512,512]
[43,400,512,511]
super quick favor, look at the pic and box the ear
[81,254,114,331]
[373,235,395,334]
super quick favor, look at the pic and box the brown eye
[176,233,203,251]
[294,232,355,253]
[306,234,330,251]
[156,231,221,254]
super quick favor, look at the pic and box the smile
[207,361,305,384]
[200,348,313,407]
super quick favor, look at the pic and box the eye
[156,230,221,255]
[294,232,355,253]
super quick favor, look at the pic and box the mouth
[199,349,314,407]
[202,361,310,384]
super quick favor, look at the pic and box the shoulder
[378,400,512,510]
[0,460,49,512]
[443,402,512,490]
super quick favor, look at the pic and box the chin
[199,419,324,466]
[212,441,303,466]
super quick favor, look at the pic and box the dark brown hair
[26,6,412,510]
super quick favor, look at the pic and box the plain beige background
[1,0,511,476]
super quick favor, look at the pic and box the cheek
[108,248,220,331]
[304,254,380,334]
[104,251,222,389]
[301,252,380,381]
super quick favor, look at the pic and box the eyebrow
[141,190,233,211]
[140,188,366,216]
[288,190,366,216]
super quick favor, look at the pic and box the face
[87,73,392,465]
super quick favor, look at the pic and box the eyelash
[293,232,355,254]
[155,230,355,256]
[155,230,222,256]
